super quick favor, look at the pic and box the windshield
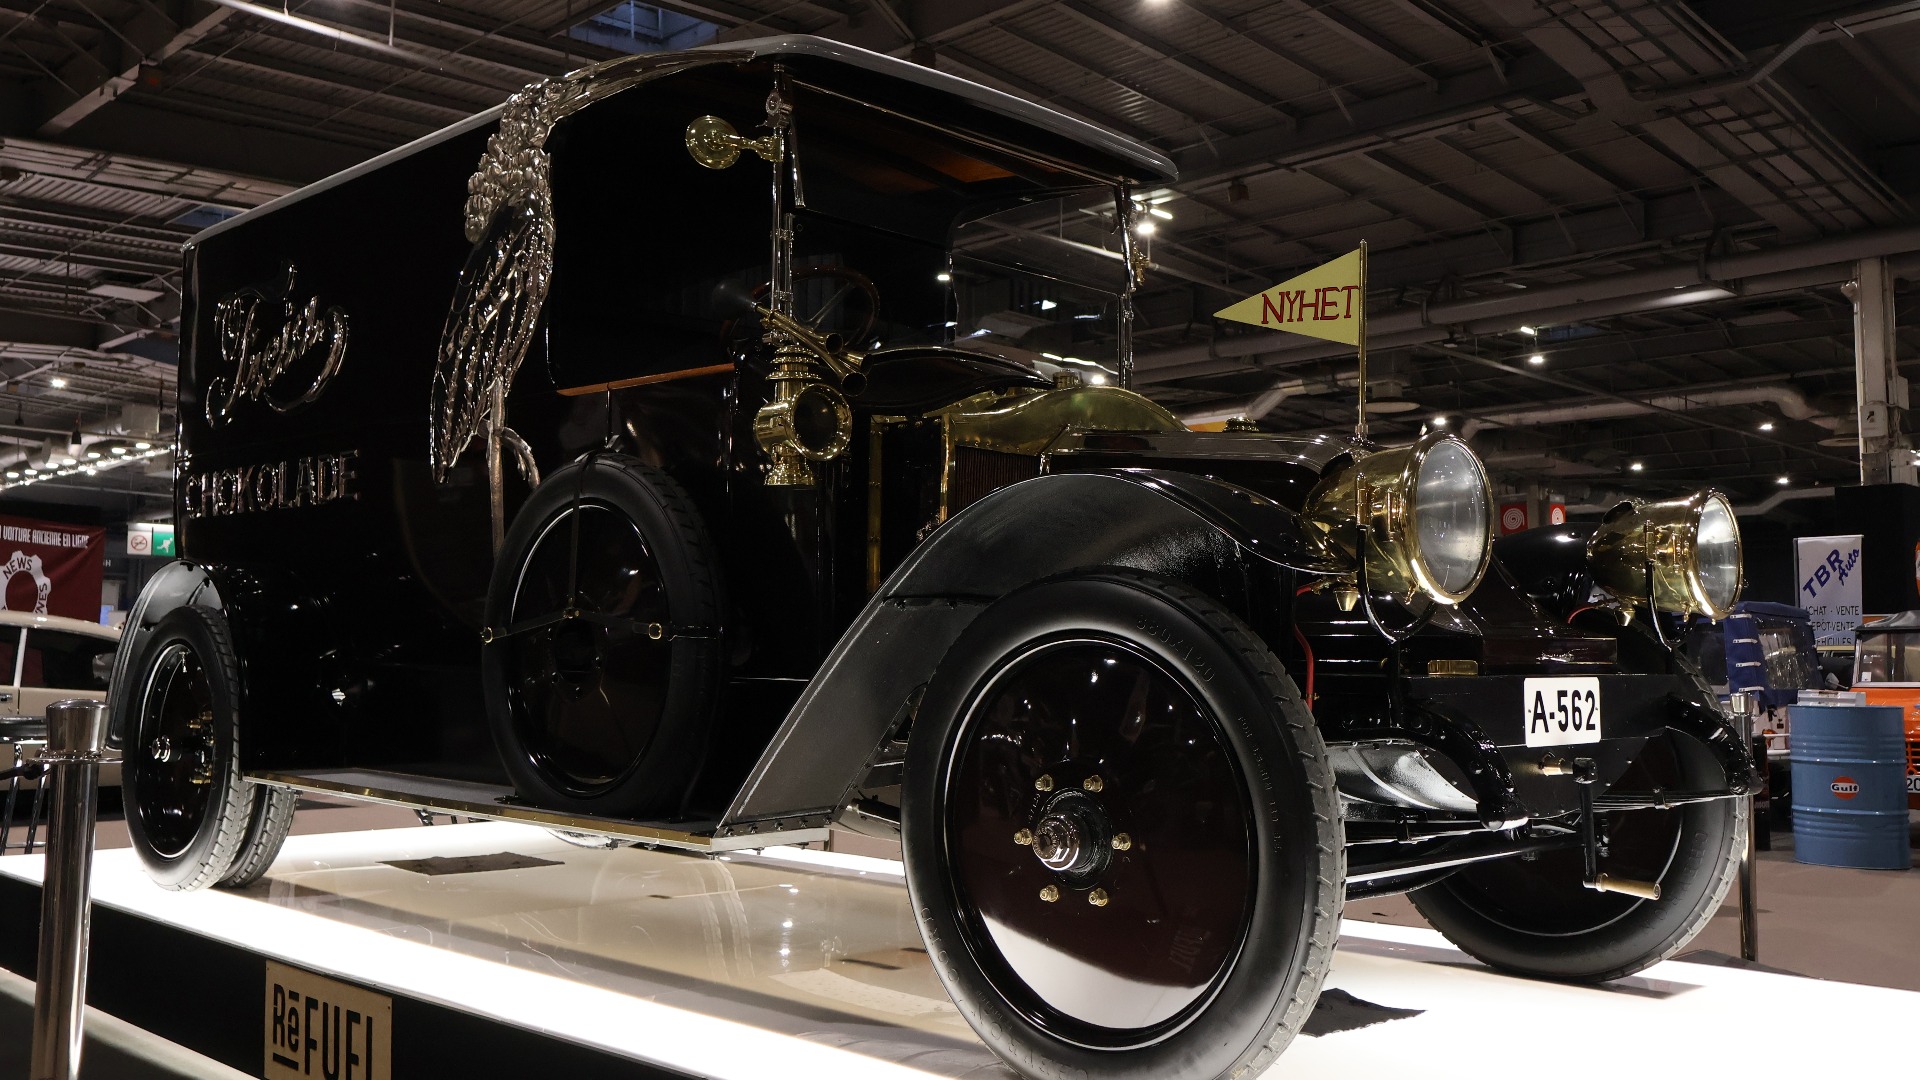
[948,197,1128,381]
[1753,617,1821,690]
[1855,630,1920,683]
[786,195,1128,382]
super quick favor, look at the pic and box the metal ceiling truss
[0,0,1912,516]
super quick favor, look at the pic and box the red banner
[0,515,105,621]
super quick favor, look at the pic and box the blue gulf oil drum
[1788,703,1912,870]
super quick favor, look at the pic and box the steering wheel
[724,265,882,352]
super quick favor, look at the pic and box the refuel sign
[265,961,391,1080]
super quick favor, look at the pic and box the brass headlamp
[1586,490,1743,619]
[1303,430,1493,605]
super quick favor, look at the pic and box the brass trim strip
[245,770,828,852]
[866,417,892,593]
[557,363,736,397]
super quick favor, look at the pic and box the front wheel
[902,570,1341,1080]
[1410,732,1746,981]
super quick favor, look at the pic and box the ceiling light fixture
[935,271,951,282]
[1519,326,1538,336]
[1758,421,1775,431]
[1136,220,1156,236]
[1630,462,1645,472]
[49,377,67,389]
[1431,415,1448,427]
[1777,475,1791,485]
[1149,207,1173,220]
[134,441,151,450]
[1527,354,1545,366]
[87,282,166,303]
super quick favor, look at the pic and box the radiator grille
[948,446,1040,517]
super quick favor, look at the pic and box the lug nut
[1088,888,1109,907]
[1039,885,1060,902]
[1035,774,1054,792]
[1082,775,1104,793]
[1111,832,1132,851]
[1013,828,1034,846]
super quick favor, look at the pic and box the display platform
[0,821,1909,1078]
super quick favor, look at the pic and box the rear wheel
[1410,731,1745,981]
[122,607,264,891]
[483,455,723,817]
[220,786,298,887]
[902,570,1340,1080]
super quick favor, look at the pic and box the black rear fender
[107,561,227,750]
[108,560,339,769]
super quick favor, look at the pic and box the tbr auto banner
[0,514,105,621]
[1796,534,1864,646]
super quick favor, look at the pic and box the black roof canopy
[195,34,1175,247]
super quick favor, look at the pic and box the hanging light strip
[0,443,175,491]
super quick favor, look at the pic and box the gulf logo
[1831,776,1860,800]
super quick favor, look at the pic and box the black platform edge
[0,873,698,1080]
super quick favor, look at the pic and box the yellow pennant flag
[1214,248,1364,347]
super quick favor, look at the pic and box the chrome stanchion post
[1728,691,1759,962]
[29,699,110,1080]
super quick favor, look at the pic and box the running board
[247,768,830,853]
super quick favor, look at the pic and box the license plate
[1523,677,1602,747]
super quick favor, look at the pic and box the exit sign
[127,522,175,557]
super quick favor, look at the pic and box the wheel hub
[549,620,600,679]
[1027,789,1111,883]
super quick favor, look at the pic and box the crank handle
[1586,873,1662,901]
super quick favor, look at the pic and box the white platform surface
[2,822,1911,1078]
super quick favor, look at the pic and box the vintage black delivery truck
[110,36,1755,1080]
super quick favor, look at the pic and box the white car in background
[0,610,120,787]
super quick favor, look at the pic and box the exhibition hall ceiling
[0,0,1916,518]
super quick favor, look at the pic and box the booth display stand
[0,821,1906,1078]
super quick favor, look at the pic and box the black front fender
[719,469,1345,833]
